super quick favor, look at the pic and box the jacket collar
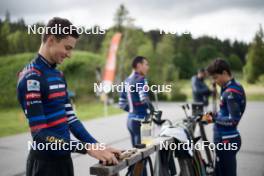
[36,54,57,69]
[223,78,234,89]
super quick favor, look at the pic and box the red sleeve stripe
[133,102,143,106]
[30,117,67,132]
[24,68,42,76]
[31,68,42,75]
[26,93,41,100]
[226,88,243,95]
[48,91,66,99]
[18,68,42,79]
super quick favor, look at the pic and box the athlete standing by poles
[17,17,121,176]
[191,68,212,109]
[119,56,153,147]
[119,56,153,176]
[203,59,246,176]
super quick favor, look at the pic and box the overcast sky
[1,0,264,43]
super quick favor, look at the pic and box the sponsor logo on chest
[49,84,65,90]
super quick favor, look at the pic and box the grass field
[0,79,263,137]
[241,81,264,100]
[0,51,263,137]
[0,102,123,137]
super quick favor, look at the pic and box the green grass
[0,102,123,137]
[177,79,193,101]
[75,102,123,121]
[240,80,264,101]
[0,108,29,137]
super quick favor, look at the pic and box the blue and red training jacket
[118,71,151,119]
[213,78,246,142]
[17,54,97,156]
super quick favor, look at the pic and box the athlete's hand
[201,113,213,123]
[86,143,121,165]
[105,146,122,158]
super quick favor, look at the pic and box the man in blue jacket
[119,56,152,176]
[118,56,153,147]
[204,59,246,176]
[191,68,212,107]
[17,17,120,176]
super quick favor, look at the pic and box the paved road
[0,102,263,176]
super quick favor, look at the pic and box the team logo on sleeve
[227,93,234,99]
[27,80,40,91]
[26,93,41,100]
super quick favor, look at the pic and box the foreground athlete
[17,17,121,176]
[203,59,246,176]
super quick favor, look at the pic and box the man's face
[198,71,206,79]
[137,59,149,76]
[211,73,225,87]
[48,36,77,64]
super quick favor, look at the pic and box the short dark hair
[132,56,147,69]
[198,68,205,73]
[42,17,79,43]
[207,58,231,76]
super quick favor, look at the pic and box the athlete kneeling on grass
[202,59,246,176]
[17,17,121,176]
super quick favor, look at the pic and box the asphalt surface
[0,102,263,176]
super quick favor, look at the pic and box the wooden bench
[90,136,174,176]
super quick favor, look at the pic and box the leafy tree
[156,35,178,82]
[5,10,10,23]
[244,25,264,83]
[173,34,195,79]
[0,21,10,55]
[7,30,30,53]
[227,54,243,71]
[137,39,161,83]
[147,30,163,51]
[196,44,220,64]
[173,52,194,79]
[75,26,105,53]
[232,40,248,64]
[118,28,148,76]
[221,39,231,57]
[113,4,129,32]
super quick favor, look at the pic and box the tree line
[0,6,263,83]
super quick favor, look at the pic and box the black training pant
[26,150,74,176]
